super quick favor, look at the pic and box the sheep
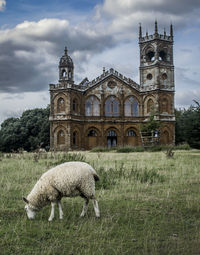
[23,161,100,221]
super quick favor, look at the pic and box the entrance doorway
[107,130,117,147]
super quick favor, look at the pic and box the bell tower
[139,21,174,91]
[139,21,175,145]
[59,47,74,84]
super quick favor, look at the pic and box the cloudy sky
[0,0,200,124]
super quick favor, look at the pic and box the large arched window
[85,96,100,116]
[105,96,120,117]
[57,130,65,145]
[147,99,154,113]
[57,97,65,113]
[125,97,139,116]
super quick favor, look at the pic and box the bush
[116,146,145,153]
[174,144,191,150]
[95,167,117,190]
[90,147,116,152]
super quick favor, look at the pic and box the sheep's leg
[48,202,56,221]
[58,201,64,220]
[80,198,89,217]
[92,199,100,218]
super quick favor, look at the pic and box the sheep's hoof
[48,218,53,222]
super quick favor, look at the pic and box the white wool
[27,162,98,210]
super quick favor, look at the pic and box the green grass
[0,150,200,254]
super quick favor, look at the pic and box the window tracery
[105,96,120,117]
[85,96,100,116]
[125,97,139,116]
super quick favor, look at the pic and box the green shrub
[117,146,145,153]
[90,147,116,152]
[174,144,191,150]
[95,167,117,190]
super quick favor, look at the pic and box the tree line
[0,107,50,152]
[0,102,199,152]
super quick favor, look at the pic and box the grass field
[0,150,199,255]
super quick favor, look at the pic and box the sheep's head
[23,197,36,220]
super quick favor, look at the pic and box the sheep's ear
[22,197,29,204]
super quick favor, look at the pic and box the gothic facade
[49,22,175,151]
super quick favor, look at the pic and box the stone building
[49,22,175,151]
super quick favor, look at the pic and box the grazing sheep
[23,161,100,221]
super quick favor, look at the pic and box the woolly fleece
[27,161,99,210]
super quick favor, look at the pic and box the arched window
[62,69,67,78]
[73,131,78,146]
[125,97,139,116]
[146,50,155,62]
[107,130,117,137]
[107,130,117,147]
[57,97,65,113]
[161,98,169,113]
[127,130,137,137]
[88,130,97,137]
[147,99,154,113]
[72,98,78,112]
[105,96,119,116]
[57,130,65,145]
[85,96,100,116]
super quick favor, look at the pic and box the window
[85,96,100,116]
[147,73,153,80]
[73,131,78,146]
[72,98,78,112]
[107,130,117,137]
[62,69,67,78]
[88,130,97,137]
[161,98,169,113]
[159,51,166,61]
[146,51,155,62]
[57,97,65,113]
[105,96,119,116]
[125,97,139,116]
[147,99,154,113]
[57,130,65,145]
[107,130,117,147]
[127,130,137,137]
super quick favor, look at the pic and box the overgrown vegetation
[0,106,50,152]
[0,150,199,254]
[175,100,200,148]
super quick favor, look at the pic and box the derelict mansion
[49,22,175,151]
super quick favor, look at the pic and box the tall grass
[0,150,199,254]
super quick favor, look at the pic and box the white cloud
[95,0,200,39]
[0,0,6,11]
[0,18,115,93]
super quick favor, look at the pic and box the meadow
[0,149,199,255]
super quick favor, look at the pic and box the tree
[175,101,200,149]
[0,106,50,152]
